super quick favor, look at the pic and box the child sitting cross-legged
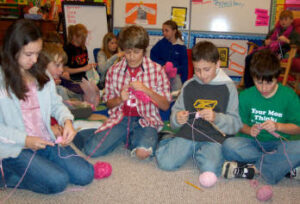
[156,41,243,187]
[73,25,171,160]
[222,49,300,184]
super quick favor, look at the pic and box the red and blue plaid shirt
[95,56,171,133]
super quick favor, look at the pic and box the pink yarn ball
[256,185,273,201]
[94,162,112,179]
[199,171,217,188]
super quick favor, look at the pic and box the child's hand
[278,35,290,44]
[120,85,130,101]
[25,136,54,151]
[198,109,215,122]
[60,120,76,146]
[264,39,271,46]
[85,63,97,71]
[54,78,62,85]
[130,81,148,92]
[61,71,70,80]
[250,124,261,137]
[51,124,63,137]
[260,120,277,133]
[176,111,189,125]
[117,51,125,58]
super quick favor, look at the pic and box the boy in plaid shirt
[74,25,171,160]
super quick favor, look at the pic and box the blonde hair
[67,24,88,48]
[42,42,68,65]
[102,32,118,58]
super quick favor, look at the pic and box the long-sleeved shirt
[0,70,74,159]
[150,37,188,84]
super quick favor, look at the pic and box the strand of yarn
[190,116,198,169]
[188,112,219,188]
[128,87,158,106]
[257,125,294,175]
[125,110,131,148]
[253,128,294,202]
[0,160,6,189]
[187,111,222,144]
[87,128,112,159]
[57,145,82,159]
[1,151,36,204]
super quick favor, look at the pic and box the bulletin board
[195,37,248,78]
[191,0,272,34]
[113,0,190,29]
[62,2,108,63]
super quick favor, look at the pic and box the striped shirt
[96,56,171,132]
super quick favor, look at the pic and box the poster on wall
[171,7,187,28]
[125,2,157,25]
[217,47,229,68]
[286,0,300,4]
[195,38,248,80]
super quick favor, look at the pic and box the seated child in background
[150,20,188,92]
[64,24,98,82]
[222,49,300,185]
[243,10,300,88]
[155,41,242,187]
[73,25,171,160]
[43,42,100,118]
[97,32,124,87]
[0,19,93,194]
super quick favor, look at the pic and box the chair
[187,49,194,80]
[93,48,101,63]
[280,18,300,93]
[241,18,300,93]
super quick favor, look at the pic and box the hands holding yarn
[53,120,76,146]
[196,109,215,122]
[250,120,279,138]
[176,110,189,125]
[25,136,54,151]
[259,120,278,133]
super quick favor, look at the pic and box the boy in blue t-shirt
[222,49,300,184]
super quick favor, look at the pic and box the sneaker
[222,161,255,179]
[286,167,300,179]
[158,131,175,141]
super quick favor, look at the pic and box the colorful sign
[125,3,157,25]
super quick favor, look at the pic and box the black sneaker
[222,161,255,179]
[158,131,175,141]
[285,167,300,179]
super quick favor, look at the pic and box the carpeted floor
[1,144,300,204]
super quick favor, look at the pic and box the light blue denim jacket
[0,70,74,159]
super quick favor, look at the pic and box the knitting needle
[185,181,203,191]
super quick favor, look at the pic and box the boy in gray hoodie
[156,41,244,187]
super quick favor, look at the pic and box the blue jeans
[73,116,158,158]
[156,137,224,176]
[222,137,300,184]
[1,145,94,194]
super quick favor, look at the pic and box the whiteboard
[113,0,190,30]
[62,2,108,63]
[191,0,272,34]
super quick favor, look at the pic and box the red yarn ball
[256,185,273,201]
[94,162,112,179]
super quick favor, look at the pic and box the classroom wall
[113,0,273,80]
